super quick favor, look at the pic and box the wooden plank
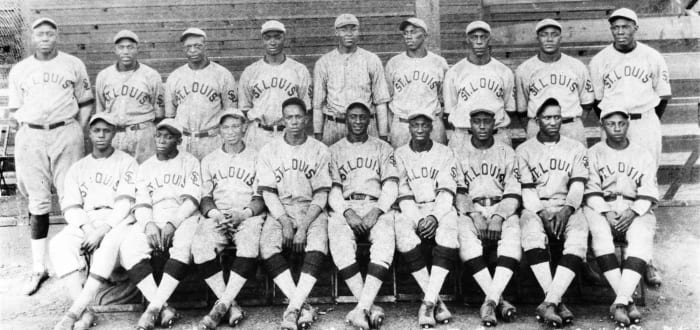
[484,0,587,4]
[415,0,441,51]
[29,0,409,10]
[487,0,615,14]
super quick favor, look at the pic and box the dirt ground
[1,206,699,330]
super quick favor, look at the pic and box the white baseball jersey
[516,53,595,118]
[589,42,671,114]
[95,62,165,126]
[7,51,93,124]
[61,150,137,212]
[329,136,399,199]
[256,136,332,206]
[443,57,516,129]
[201,146,258,211]
[516,136,588,199]
[452,140,520,199]
[395,142,460,204]
[238,57,312,126]
[385,51,449,119]
[164,62,238,130]
[135,151,202,225]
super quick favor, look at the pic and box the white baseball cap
[535,18,562,33]
[89,112,118,127]
[156,118,184,136]
[399,17,428,33]
[469,108,496,116]
[335,13,359,28]
[466,20,491,34]
[31,17,57,30]
[609,8,638,25]
[261,20,286,34]
[180,27,207,42]
[113,30,139,43]
[219,109,248,123]
[600,108,630,121]
[407,112,434,121]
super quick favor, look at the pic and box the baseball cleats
[644,263,662,287]
[345,307,370,330]
[434,298,452,324]
[627,301,642,324]
[418,300,436,328]
[23,270,48,296]
[73,310,96,330]
[159,304,180,328]
[281,308,299,330]
[496,299,517,322]
[368,305,385,329]
[535,302,562,328]
[298,303,318,329]
[228,301,245,327]
[480,299,498,327]
[610,303,630,327]
[136,306,160,330]
[197,300,228,329]
[557,303,574,325]
[53,311,79,330]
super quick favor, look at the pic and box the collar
[536,131,560,144]
[409,139,433,152]
[116,61,140,72]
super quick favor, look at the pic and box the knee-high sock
[597,254,622,296]
[273,270,297,300]
[63,271,84,301]
[30,238,47,272]
[289,273,317,310]
[614,269,642,305]
[68,277,104,315]
[544,266,576,304]
[345,273,364,300]
[204,271,227,299]
[486,267,513,302]
[424,266,450,304]
[220,272,247,306]
[531,262,553,295]
[358,275,383,310]
[149,274,180,309]
[411,267,430,293]
[136,274,159,303]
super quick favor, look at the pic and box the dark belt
[604,194,635,202]
[258,122,285,132]
[116,121,152,132]
[91,206,112,211]
[324,113,374,124]
[25,120,69,130]
[562,116,579,124]
[629,113,642,120]
[473,196,502,207]
[183,127,218,138]
[348,193,378,201]
[459,128,500,134]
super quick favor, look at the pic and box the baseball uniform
[50,150,137,280]
[589,42,671,165]
[8,50,92,216]
[443,57,516,149]
[313,47,391,145]
[239,57,312,150]
[165,62,238,159]
[385,51,449,147]
[516,53,595,145]
[95,62,164,163]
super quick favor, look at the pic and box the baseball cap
[600,108,630,121]
[399,17,428,33]
[88,112,118,127]
[335,13,359,28]
[156,118,184,137]
[466,20,491,34]
[536,98,561,117]
[261,20,286,34]
[609,8,638,25]
[281,97,308,114]
[346,101,371,113]
[31,17,57,30]
[180,27,207,42]
[219,109,248,123]
[113,30,139,44]
[535,18,562,33]
[470,108,496,116]
[407,113,433,121]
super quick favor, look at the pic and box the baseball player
[7,17,93,295]
[516,98,589,327]
[584,108,657,327]
[515,18,595,145]
[385,17,449,147]
[239,20,312,151]
[165,27,238,160]
[452,108,521,327]
[95,29,165,164]
[393,113,460,328]
[191,109,266,329]
[313,13,391,145]
[589,8,670,285]
[119,119,201,330]
[328,102,398,329]
[257,97,331,330]
[444,20,516,149]
[51,113,137,330]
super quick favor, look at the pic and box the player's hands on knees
[417,215,437,240]
[362,207,383,231]
[604,211,619,229]
[553,206,574,240]
[538,209,555,236]
[614,209,637,233]
[344,209,367,236]
[487,215,504,241]
[144,222,162,250]
[292,226,308,253]
[81,224,111,254]
[278,215,295,250]
[470,212,488,240]
[160,222,176,251]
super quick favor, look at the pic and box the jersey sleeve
[384,57,396,97]
[181,156,202,206]
[134,164,153,209]
[395,155,414,202]
[570,144,589,184]
[443,68,457,115]
[200,158,215,200]
[115,156,137,202]
[502,148,522,199]
[583,147,609,213]
[164,75,177,118]
[588,55,605,101]
[636,151,659,204]
[328,149,343,188]
[95,71,106,113]
[299,65,313,109]
[221,68,238,110]
[311,147,332,194]
[74,58,94,106]
[61,163,83,211]
[577,61,595,105]
[652,51,672,97]
[369,54,391,105]
[516,146,544,212]
[503,67,516,112]
[379,144,399,183]
[255,147,279,194]
[7,66,22,109]
[312,58,328,111]
[435,149,459,196]
[515,64,529,113]
[237,67,254,113]
[152,71,166,118]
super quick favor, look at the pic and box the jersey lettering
[458,77,504,101]
[337,157,380,181]
[212,166,255,187]
[528,73,578,96]
[463,163,506,189]
[529,158,572,181]
[273,159,317,182]
[173,82,221,105]
[251,77,298,99]
[407,166,439,182]
[597,162,644,186]
[603,65,651,89]
[393,70,441,94]
[27,72,75,90]
[103,85,152,105]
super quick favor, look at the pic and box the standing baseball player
[516,98,589,327]
[239,20,312,151]
[328,102,398,329]
[165,27,238,160]
[584,108,657,327]
[51,113,137,330]
[7,17,94,295]
[257,97,331,330]
[95,29,164,163]
[394,113,460,328]
[444,20,516,149]
[385,17,449,147]
[120,119,201,330]
[515,19,595,145]
[313,13,391,145]
[452,108,521,327]
[191,109,266,329]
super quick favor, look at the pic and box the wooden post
[415,0,440,53]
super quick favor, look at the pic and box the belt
[629,113,642,120]
[116,121,152,132]
[25,120,70,130]
[347,193,378,201]
[91,206,112,211]
[399,115,437,123]
[458,127,500,134]
[604,194,635,202]
[473,196,502,207]
[562,116,579,124]
[258,122,285,132]
[183,127,218,138]
[324,113,374,124]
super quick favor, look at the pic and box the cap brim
[32,19,57,29]
[601,110,630,120]
[608,15,636,23]
[156,124,182,136]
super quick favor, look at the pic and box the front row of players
[51,96,657,330]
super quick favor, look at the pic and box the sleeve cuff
[258,186,278,194]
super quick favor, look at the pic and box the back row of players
[6,7,668,330]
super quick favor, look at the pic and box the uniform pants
[15,121,84,214]
[389,116,446,148]
[244,121,284,151]
[601,109,661,167]
[448,127,512,151]
[113,122,156,164]
[182,134,222,161]
[520,201,588,259]
[260,203,329,258]
[528,117,586,147]
[191,212,265,264]
[584,203,656,262]
[458,202,521,262]
[328,200,395,271]
[394,203,459,253]
[120,216,199,270]
[322,117,379,146]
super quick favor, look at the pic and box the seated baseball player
[393,113,460,328]
[52,113,137,330]
[583,108,657,327]
[191,109,266,329]
[120,118,202,330]
[257,97,332,330]
[452,108,521,327]
[516,98,589,327]
[328,102,398,329]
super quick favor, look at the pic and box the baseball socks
[338,263,364,299]
[67,275,107,316]
[25,214,50,295]
[148,258,189,311]
[614,257,646,305]
[597,254,622,296]
[544,255,581,305]
[526,249,553,294]
[464,256,493,301]
[486,256,519,303]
